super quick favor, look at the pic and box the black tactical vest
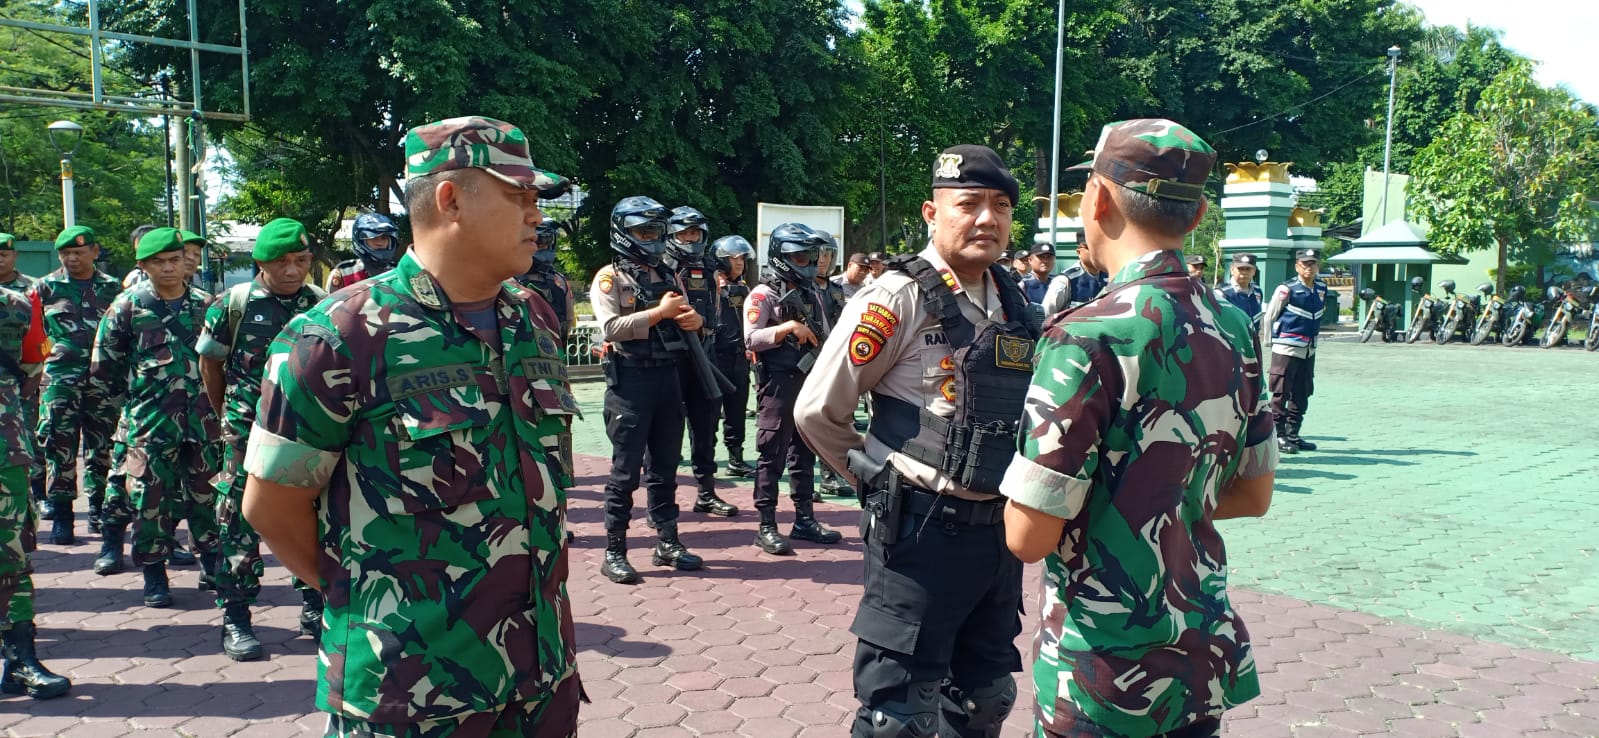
[609,259,681,367]
[716,281,750,351]
[667,253,718,335]
[868,257,1041,495]
[754,278,821,375]
[517,269,571,340]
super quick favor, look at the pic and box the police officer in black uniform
[1260,248,1328,454]
[516,220,577,343]
[661,206,739,518]
[743,224,844,555]
[1214,252,1264,326]
[589,197,707,584]
[795,145,1036,737]
[813,233,852,496]
[711,235,757,478]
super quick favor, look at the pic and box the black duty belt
[901,487,1005,527]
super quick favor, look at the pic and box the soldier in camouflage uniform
[197,218,325,661]
[32,225,122,545]
[1001,120,1277,738]
[0,234,45,513]
[242,117,581,738]
[0,285,71,700]
[89,227,221,609]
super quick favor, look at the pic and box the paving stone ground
[6,339,1597,736]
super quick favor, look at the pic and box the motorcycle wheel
[1469,313,1493,345]
[1541,318,1568,348]
[1437,315,1460,345]
[1358,313,1378,343]
[1586,323,1599,352]
[1406,320,1425,344]
[1502,320,1526,346]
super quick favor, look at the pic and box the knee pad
[854,681,941,738]
[948,674,1016,737]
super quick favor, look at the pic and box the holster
[601,355,619,387]
[848,448,901,545]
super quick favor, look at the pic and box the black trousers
[602,363,684,532]
[678,348,722,488]
[851,509,1023,734]
[753,370,814,512]
[1268,352,1315,430]
[713,348,750,452]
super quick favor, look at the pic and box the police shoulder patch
[848,329,883,366]
[597,272,614,294]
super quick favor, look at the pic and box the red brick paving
[8,452,1597,736]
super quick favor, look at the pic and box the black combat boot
[197,552,220,592]
[48,506,73,546]
[692,484,739,517]
[0,622,71,699]
[142,563,173,608]
[600,533,640,584]
[725,449,755,478]
[754,510,793,556]
[790,500,843,545]
[651,522,704,570]
[300,589,324,637]
[86,492,103,534]
[169,545,197,566]
[93,524,127,575]
[220,603,264,661]
[1289,421,1318,451]
[1275,422,1298,455]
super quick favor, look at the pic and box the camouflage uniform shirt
[0,273,36,294]
[999,249,1277,736]
[0,288,46,467]
[31,269,123,379]
[88,283,218,446]
[244,252,580,723]
[195,281,324,445]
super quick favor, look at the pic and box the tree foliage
[1411,63,1599,291]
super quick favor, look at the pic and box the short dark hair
[1114,185,1204,237]
[129,224,159,248]
[403,170,479,227]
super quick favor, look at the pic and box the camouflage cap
[179,229,207,245]
[134,227,184,260]
[404,116,572,199]
[253,218,312,262]
[1069,119,1215,202]
[54,225,97,250]
[0,233,13,250]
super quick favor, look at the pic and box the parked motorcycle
[1540,284,1581,348]
[1584,285,1599,352]
[1469,283,1501,345]
[1500,285,1544,347]
[1405,277,1448,344]
[1433,280,1476,345]
[1357,288,1400,343]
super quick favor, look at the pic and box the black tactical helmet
[1359,287,1377,301]
[768,222,829,285]
[352,212,399,266]
[666,206,710,259]
[610,196,671,266]
[711,235,755,275]
[1508,285,1527,301]
[1476,282,1494,296]
[531,221,560,270]
[1546,285,1564,302]
[1409,275,1425,291]
[1439,279,1456,293]
[818,231,840,277]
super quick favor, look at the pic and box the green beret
[135,227,184,260]
[54,225,97,250]
[252,218,311,262]
[0,233,14,251]
[179,230,207,245]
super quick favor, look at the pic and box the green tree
[1410,63,1599,292]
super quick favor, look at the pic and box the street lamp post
[47,120,85,229]
[1047,0,1066,252]
[1379,45,1401,227]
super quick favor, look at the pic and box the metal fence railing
[565,323,602,366]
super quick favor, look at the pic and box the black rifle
[776,287,828,373]
[650,294,736,401]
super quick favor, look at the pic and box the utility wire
[1210,68,1381,137]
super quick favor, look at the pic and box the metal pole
[187,0,204,115]
[1379,45,1400,226]
[176,118,193,233]
[1047,0,1066,256]
[879,104,888,251]
[60,156,75,228]
[162,78,175,226]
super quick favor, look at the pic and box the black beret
[931,145,1020,206]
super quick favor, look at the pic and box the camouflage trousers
[101,436,130,526]
[0,465,38,626]
[35,378,114,503]
[323,675,581,738]
[122,441,219,568]
[212,447,264,606]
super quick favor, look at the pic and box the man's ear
[434,177,463,224]
[921,197,937,226]
[1185,198,1210,234]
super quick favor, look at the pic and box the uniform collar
[394,251,529,312]
[250,277,319,301]
[1107,249,1185,287]
[917,245,999,307]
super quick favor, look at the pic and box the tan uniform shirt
[795,245,1005,501]
[744,281,831,352]
[588,262,681,344]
